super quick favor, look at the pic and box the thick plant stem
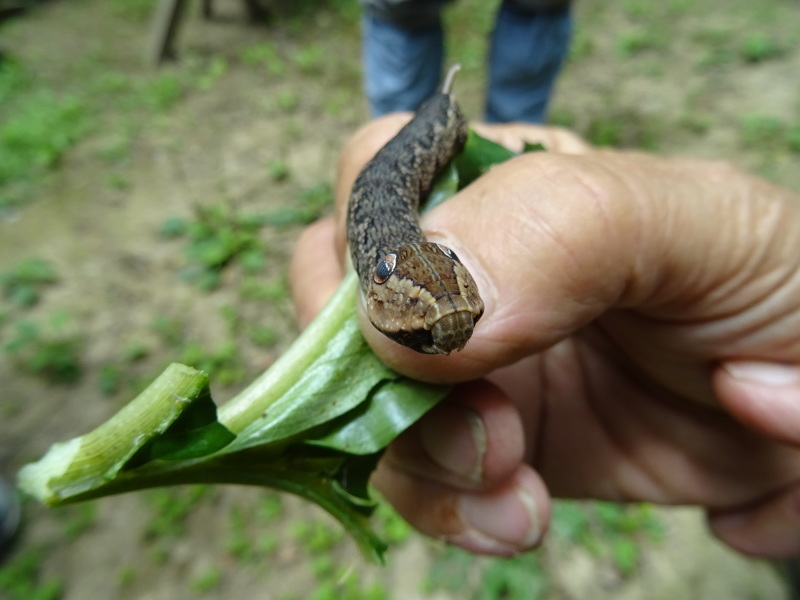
[218,271,359,434]
[18,363,209,504]
[48,455,387,564]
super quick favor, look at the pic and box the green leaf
[450,129,547,191]
[224,310,391,451]
[212,273,362,436]
[129,382,235,464]
[453,129,517,186]
[425,162,460,212]
[523,141,547,153]
[332,452,383,507]
[308,378,448,455]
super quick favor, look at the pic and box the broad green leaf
[523,141,547,153]
[217,274,406,453]
[453,129,517,185]
[128,382,235,464]
[425,162,459,212]
[330,451,383,506]
[308,379,448,455]
[453,129,547,189]
[227,317,388,450]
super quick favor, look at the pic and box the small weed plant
[0,258,57,308]
[3,313,83,383]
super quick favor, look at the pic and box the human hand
[290,116,800,558]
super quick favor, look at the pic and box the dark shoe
[788,558,800,600]
[0,475,21,563]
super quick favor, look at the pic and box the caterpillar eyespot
[373,253,397,284]
[436,244,459,261]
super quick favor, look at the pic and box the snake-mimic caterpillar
[347,65,484,355]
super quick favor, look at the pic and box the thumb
[360,150,800,384]
[358,151,634,381]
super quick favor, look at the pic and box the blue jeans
[362,0,572,123]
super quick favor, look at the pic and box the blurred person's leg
[485,0,572,123]
[361,0,452,117]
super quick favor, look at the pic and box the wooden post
[147,0,190,65]
[147,0,271,65]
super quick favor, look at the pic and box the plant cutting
[19,130,537,563]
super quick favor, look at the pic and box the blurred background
[0,0,798,598]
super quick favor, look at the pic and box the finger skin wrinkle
[572,341,670,501]
[570,169,637,313]
[700,197,800,328]
[495,156,627,308]
[527,356,549,468]
[529,337,630,499]
[630,158,800,321]
[532,324,800,508]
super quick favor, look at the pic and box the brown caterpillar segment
[347,65,484,354]
[364,243,483,355]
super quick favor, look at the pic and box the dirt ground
[0,0,798,598]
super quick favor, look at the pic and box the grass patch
[143,486,212,539]
[267,159,291,183]
[59,503,98,541]
[0,547,64,600]
[240,41,287,75]
[294,44,325,75]
[291,518,345,554]
[191,566,223,594]
[110,0,156,21]
[738,32,784,63]
[422,501,663,598]
[140,72,185,112]
[190,56,229,92]
[424,546,547,600]
[179,340,246,386]
[0,60,88,211]
[583,111,661,149]
[3,313,83,383]
[478,555,547,600]
[616,27,666,57]
[696,28,787,69]
[740,114,798,152]
[0,258,57,308]
[551,501,664,576]
[116,565,136,588]
[226,505,259,562]
[256,494,284,522]
[249,325,279,348]
[162,203,268,291]
[373,502,412,547]
[0,28,235,212]
[788,125,800,154]
[568,28,593,61]
[257,182,332,227]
